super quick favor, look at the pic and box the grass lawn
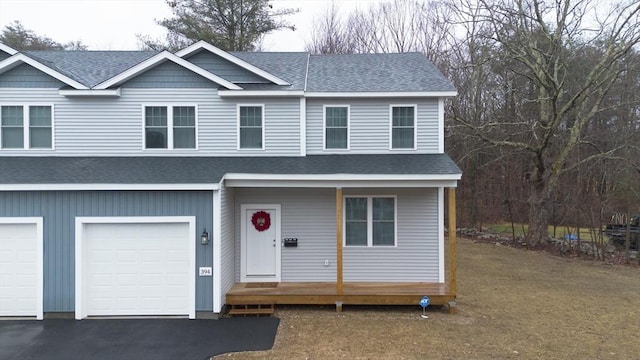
[487,222,598,241]
[215,238,640,359]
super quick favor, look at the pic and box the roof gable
[93,51,241,90]
[0,63,65,88]
[185,50,269,84]
[121,61,219,89]
[0,53,88,89]
[176,41,290,86]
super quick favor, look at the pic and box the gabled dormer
[0,45,88,89]
[176,41,289,86]
[93,50,241,91]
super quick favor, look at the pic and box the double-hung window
[144,105,196,149]
[238,105,264,150]
[324,105,349,150]
[390,105,417,149]
[0,105,53,149]
[345,196,396,247]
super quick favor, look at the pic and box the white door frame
[0,217,44,320]
[74,216,196,320]
[240,204,281,282]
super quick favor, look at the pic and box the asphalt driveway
[0,317,279,360]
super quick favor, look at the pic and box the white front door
[241,204,281,282]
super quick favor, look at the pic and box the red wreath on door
[251,210,271,232]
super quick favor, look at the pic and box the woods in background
[307,0,640,245]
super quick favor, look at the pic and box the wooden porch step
[228,303,275,317]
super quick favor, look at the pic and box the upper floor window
[345,196,396,247]
[144,105,196,149]
[0,105,53,149]
[324,105,349,150]
[390,105,416,150]
[238,105,264,150]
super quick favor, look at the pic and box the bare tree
[306,0,449,56]
[450,0,640,244]
[305,1,354,54]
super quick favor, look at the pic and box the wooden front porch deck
[226,282,456,311]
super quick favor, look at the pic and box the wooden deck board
[226,282,455,306]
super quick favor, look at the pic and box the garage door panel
[82,222,191,317]
[0,222,41,318]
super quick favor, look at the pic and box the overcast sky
[0,0,381,51]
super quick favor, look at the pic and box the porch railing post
[336,187,344,297]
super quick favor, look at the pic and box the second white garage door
[0,219,43,319]
[76,218,195,319]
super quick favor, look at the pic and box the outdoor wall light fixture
[200,228,209,245]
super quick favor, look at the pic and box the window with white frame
[324,106,349,149]
[238,105,264,149]
[390,105,416,149]
[144,105,196,149]
[345,196,396,247]
[0,105,53,149]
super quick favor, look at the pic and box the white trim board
[438,187,445,283]
[218,90,304,97]
[0,43,18,55]
[224,173,461,182]
[225,179,459,189]
[74,216,197,320]
[305,91,458,98]
[0,183,219,191]
[59,89,121,97]
[0,217,44,320]
[212,188,223,313]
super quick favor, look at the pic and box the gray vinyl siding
[122,61,218,88]
[0,88,301,156]
[0,63,64,88]
[342,188,440,282]
[233,187,440,283]
[220,185,236,302]
[306,98,440,154]
[0,190,213,313]
[186,51,268,83]
[234,188,337,282]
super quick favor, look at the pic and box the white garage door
[79,221,193,318]
[0,220,43,319]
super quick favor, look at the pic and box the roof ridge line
[303,53,310,92]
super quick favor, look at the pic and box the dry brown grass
[215,238,640,359]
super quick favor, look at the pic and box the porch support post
[447,187,457,297]
[336,187,344,297]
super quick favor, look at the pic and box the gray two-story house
[0,41,461,319]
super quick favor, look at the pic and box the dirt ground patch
[214,238,640,359]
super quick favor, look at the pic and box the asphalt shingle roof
[23,50,159,87]
[306,52,455,92]
[0,154,461,184]
[232,52,308,91]
[15,47,454,93]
